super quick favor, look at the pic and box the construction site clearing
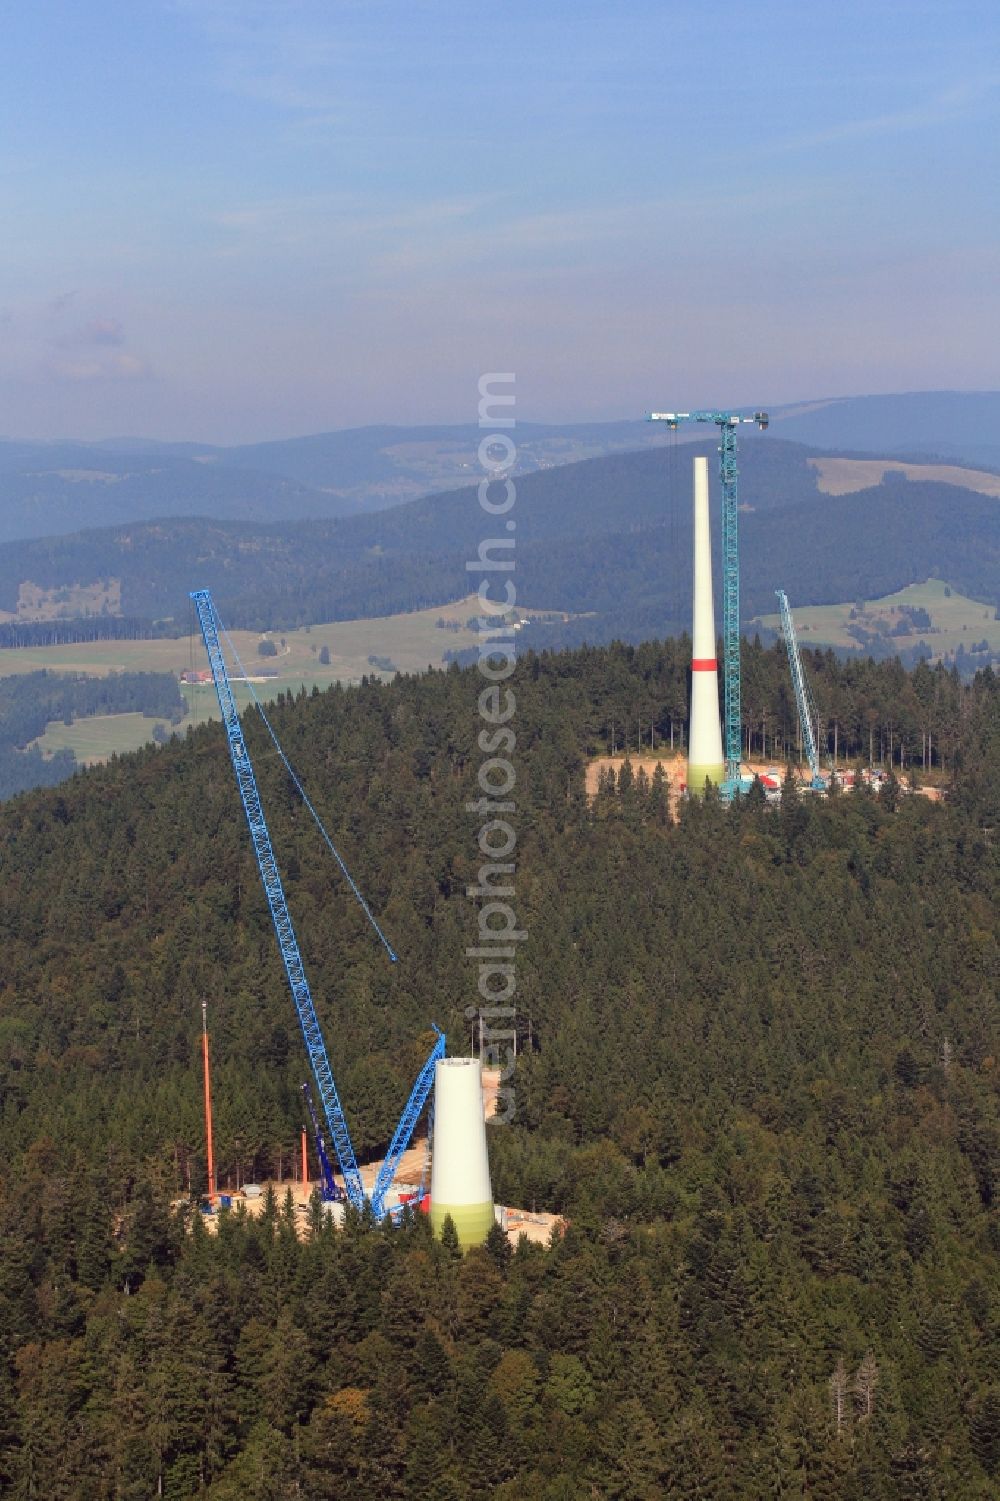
[189,1068,565,1249]
[584,753,944,806]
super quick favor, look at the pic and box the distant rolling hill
[203,421,667,498]
[767,390,1000,470]
[0,444,328,544]
[0,421,673,544]
[0,438,995,655]
[2,392,996,547]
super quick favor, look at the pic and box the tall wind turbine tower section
[687,456,725,792]
[648,408,769,786]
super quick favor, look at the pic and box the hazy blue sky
[1,0,997,441]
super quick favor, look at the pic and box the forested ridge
[0,641,997,1497]
[2,395,997,549]
[0,445,327,545]
[0,419,671,543]
[0,441,995,646]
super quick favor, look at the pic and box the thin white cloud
[775,75,1000,153]
[171,0,363,115]
[212,191,495,234]
[206,178,818,276]
[81,317,126,347]
[54,317,127,349]
[0,294,154,388]
[49,351,151,383]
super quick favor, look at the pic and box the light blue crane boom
[775,588,825,789]
[191,588,367,1208]
[648,409,769,784]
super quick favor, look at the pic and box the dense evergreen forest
[0,671,185,801]
[0,617,177,650]
[0,641,996,1497]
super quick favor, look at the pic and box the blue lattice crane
[370,1025,445,1221]
[775,588,826,789]
[648,409,769,784]
[190,588,443,1217]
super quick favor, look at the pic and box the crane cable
[216,613,398,964]
[668,424,679,635]
[187,597,199,731]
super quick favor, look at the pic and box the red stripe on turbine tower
[691,658,718,671]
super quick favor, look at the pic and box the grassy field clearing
[4,595,483,682]
[34,713,180,763]
[753,578,1000,657]
[808,456,1000,497]
[18,597,552,766]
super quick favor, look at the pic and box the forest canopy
[0,642,996,1498]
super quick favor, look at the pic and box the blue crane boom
[190,588,366,1209]
[775,588,825,789]
[648,410,769,784]
[191,587,446,1222]
[370,1026,445,1220]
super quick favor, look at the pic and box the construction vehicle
[302,1080,342,1203]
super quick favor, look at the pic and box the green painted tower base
[687,761,725,794]
[429,1200,495,1247]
